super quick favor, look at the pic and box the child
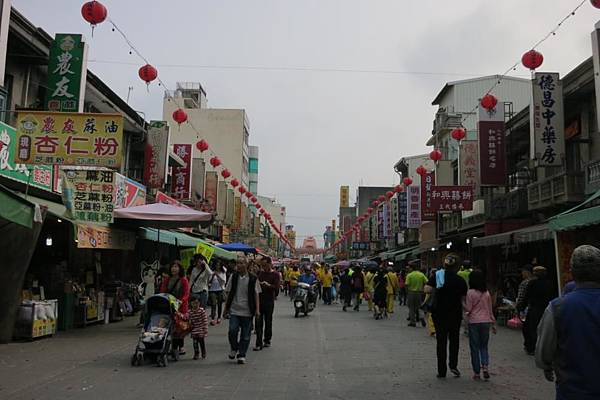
[189,297,208,360]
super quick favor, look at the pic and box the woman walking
[208,263,227,325]
[465,270,496,381]
[160,260,190,355]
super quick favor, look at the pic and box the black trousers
[523,307,544,353]
[342,290,352,307]
[193,337,206,357]
[256,300,275,346]
[322,287,332,304]
[433,316,461,376]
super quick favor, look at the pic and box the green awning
[139,228,237,260]
[15,193,70,221]
[548,189,600,232]
[394,246,420,261]
[0,186,35,228]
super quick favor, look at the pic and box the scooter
[293,282,317,318]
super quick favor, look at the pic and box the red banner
[421,171,436,220]
[170,144,192,200]
[429,186,474,212]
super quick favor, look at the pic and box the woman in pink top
[465,270,497,381]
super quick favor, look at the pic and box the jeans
[322,287,332,304]
[255,301,274,347]
[433,316,461,377]
[209,291,224,320]
[193,291,208,308]
[468,323,491,374]
[407,291,423,324]
[228,314,252,357]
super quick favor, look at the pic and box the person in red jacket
[160,260,190,355]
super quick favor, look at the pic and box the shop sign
[225,188,234,225]
[76,224,136,250]
[406,186,421,229]
[170,144,192,200]
[339,185,349,208]
[61,168,115,223]
[233,196,242,230]
[46,34,87,112]
[421,171,436,220]
[15,111,124,168]
[217,181,227,220]
[114,173,146,209]
[398,191,407,229]
[191,158,206,210]
[156,190,182,206]
[195,241,215,263]
[143,121,169,189]
[531,72,565,166]
[478,106,506,186]
[204,171,218,213]
[390,196,399,233]
[460,140,479,192]
[429,185,474,211]
[351,242,369,250]
[0,121,53,191]
[383,201,392,239]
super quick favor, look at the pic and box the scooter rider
[298,266,318,304]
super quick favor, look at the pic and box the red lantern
[371,201,380,208]
[172,109,187,125]
[394,184,403,193]
[230,178,239,188]
[251,196,258,203]
[196,139,209,152]
[221,169,231,179]
[521,50,544,70]
[430,149,442,162]
[385,191,394,199]
[209,156,221,168]
[451,128,466,141]
[480,94,498,111]
[245,191,253,199]
[592,0,600,8]
[378,195,386,202]
[138,64,158,87]
[260,209,265,214]
[403,177,413,186]
[416,165,427,176]
[238,186,247,194]
[367,207,374,213]
[81,1,107,32]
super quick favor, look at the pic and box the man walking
[224,261,261,364]
[405,261,428,327]
[321,265,334,305]
[254,257,280,351]
[536,245,600,400]
[386,266,399,314]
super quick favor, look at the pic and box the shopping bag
[507,316,523,329]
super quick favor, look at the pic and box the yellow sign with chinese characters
[15,111,124,168]
[195,242,215,264]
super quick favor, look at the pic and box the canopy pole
[156,228,161,262]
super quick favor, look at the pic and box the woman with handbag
[160,260,190,356]
[465,270,497,381]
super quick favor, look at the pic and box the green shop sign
[46,34,87,112]
[0,121,53,191]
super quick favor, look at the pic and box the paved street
[0,300,553,400]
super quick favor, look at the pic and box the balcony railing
[433,112,462,135]
[585,160,600,194]
[527,172,584,211]
[487,188,529,220]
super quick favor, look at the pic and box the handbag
[174,312,191,335]
[363,291,371,301]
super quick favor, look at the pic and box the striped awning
[472,224,551,248]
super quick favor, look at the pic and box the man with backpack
[536,245,600,400]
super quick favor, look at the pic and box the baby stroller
[131,293,180,367]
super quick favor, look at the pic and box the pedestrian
[465,270,497,381]
[288,266,300,299]
[340,268,352,311]
[520,266,555,355]
[160,260,190,355]
[386,266,399,314]
[282,265,290,296]
[189,254,212,308]
[254,256,280,351]
[536,245,600,400]
[457,260,473,286]
[405,261,428,327]
[351,265,365,311]
[321,265,334,305]
[515,264,534,353]
[364,267,376,311]
[189,296,208,360]
[332,267,340,304]
[397,269,407,306]
[224,261,261,365]
[425,253,468,378]
[208,262,227,325]
[372,265,388,319]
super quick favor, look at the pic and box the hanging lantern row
[430,149,442,162]
[138,64,158,88]
[416,165,427,176]
[196,139,209,152]
[81,1,107,35]
[172,109,187,126]
[480,94,498,111]
[521,50,544,71]
[403,177,413,186]
[451,128,466,141]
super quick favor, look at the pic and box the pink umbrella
[113,202,213,229]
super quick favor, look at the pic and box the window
[249,158,258,173]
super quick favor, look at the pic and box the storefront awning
[15,193,70,221]
[139,228,237,260]
[394,245,420,261]
[549,189,600,232]
[472,223,552,248]
[0,186,36,229]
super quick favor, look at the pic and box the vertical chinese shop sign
[460,140,479,192]
[171,144,192,200]
[61,169,115,223]
[406,186,421,229]
[204,171,218,213]
[143,121,169,189]
[421,171,436,220]
[478,106,506,186]
[531,73,565,167]
[46,34,88,112]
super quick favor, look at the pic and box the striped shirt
[189,307,208,338]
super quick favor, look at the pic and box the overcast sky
[12,0,600,246]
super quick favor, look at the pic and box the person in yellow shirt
[321,265,334,305]
[364,267,376,311]
[385,266,400,314]
[288,266,300,299]
[282,265,290,296]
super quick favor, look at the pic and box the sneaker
[473,374,481,381]
[228,350,237,360]
[450,368,461,378]
[263,342,271,348]
[252,346,263,351]
[210,320,216,326]
[237,357,246,364]
[193,353,199,360]
[217,319,222,324]
[436,374,446,379]
[482,368,490,380]
[179,349,186,355]
[342,306,347,312]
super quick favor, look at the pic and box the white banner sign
[531,73,565,167]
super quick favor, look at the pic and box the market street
[0,301,553,400]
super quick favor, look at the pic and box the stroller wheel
[157,354,168,367]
